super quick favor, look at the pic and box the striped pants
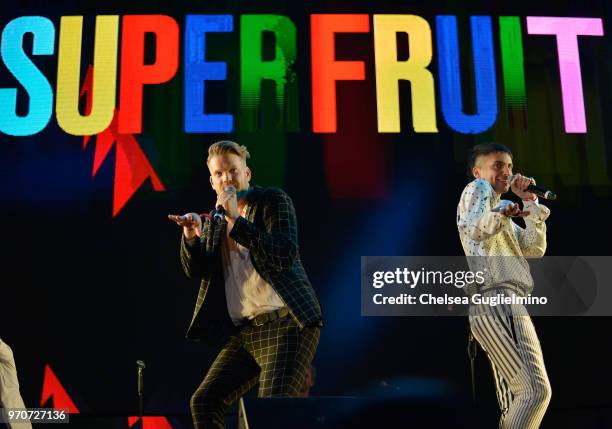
[469,290,552,429]
[190,318,320,429]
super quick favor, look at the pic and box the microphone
[509,175,557,200]
[213,207,225,222]
[213,186,236,221]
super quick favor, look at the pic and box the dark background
[1,0,611,427]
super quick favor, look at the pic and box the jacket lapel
[205,216,226,255]
[244,186,262,223]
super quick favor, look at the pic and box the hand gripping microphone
[509,175,557,200]
[213,186,236,221]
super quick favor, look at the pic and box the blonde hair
[206,140,250,165]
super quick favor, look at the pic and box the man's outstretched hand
[499,202,530,218]
[168,213,202,239]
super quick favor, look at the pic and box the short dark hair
[467,143,513,178]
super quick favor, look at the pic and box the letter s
[0,16,55,136]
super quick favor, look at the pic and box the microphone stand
[136,360,146,428]
[238,397,250,429]
[467,330,477,402]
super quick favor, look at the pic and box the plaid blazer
[180,186,323,344]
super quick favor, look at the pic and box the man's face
[208,153,251,196]
[472,151,513,194]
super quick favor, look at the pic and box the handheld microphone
[213,207,225,221]
[509,175,557,200]
[213,186,236,221]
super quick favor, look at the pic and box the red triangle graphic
[40,364,80,413]
[128,416,174,429]
[80,65,165,217]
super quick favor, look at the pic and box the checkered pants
[190,318,320,429]
[469,290,552,429]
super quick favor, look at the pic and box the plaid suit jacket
[180,186,323,344]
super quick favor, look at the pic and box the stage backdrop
[1,0,611,426]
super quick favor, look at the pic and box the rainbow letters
[0,14,605,136]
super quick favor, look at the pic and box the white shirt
[222,206,285,325]
[456,179,550,295]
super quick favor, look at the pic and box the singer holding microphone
[457,143,552,429]
[168,140,322,429]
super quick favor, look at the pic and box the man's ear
[245,166,252,181]
[472,166,480,179]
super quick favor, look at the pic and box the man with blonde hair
[169,140,323,428]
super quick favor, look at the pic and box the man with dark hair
[169,140,323,429]
[466,142,513,179]
[457,143,552,428]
